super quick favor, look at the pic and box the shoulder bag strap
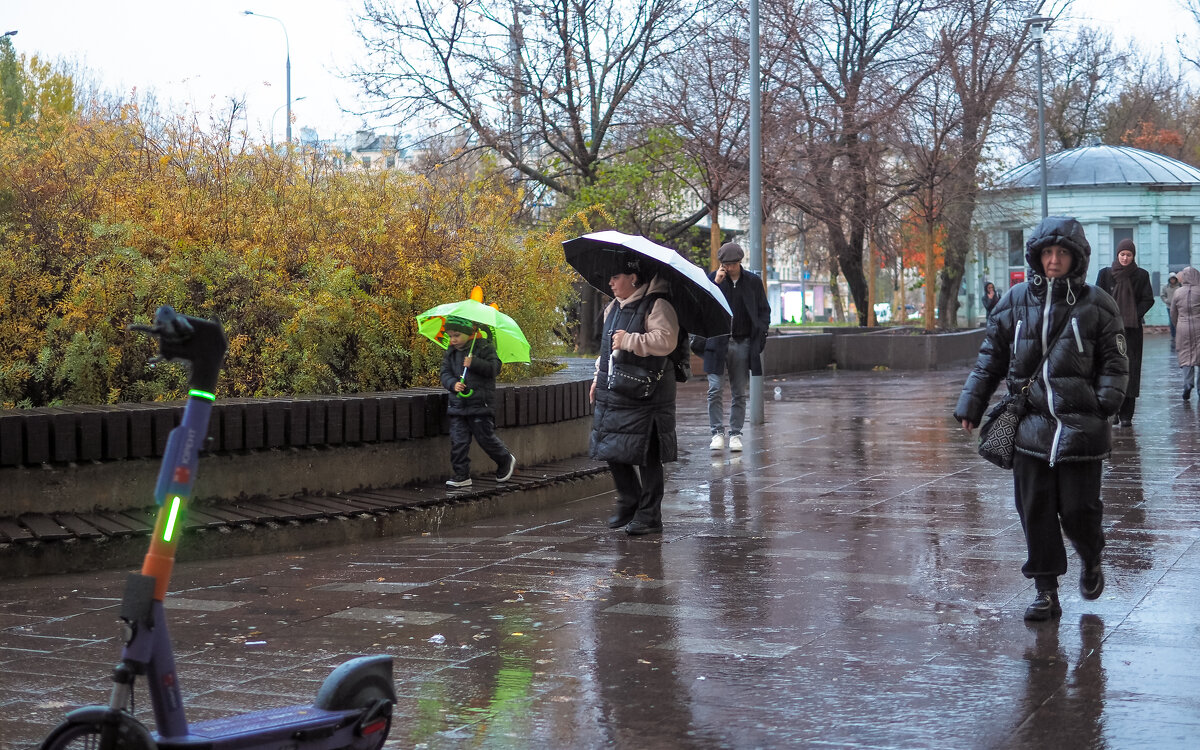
[1020,307,1074,393]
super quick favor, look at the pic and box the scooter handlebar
[129,306,228,394]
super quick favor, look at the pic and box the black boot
[607,509,635,529]
[1024,589,1062,621]
[625,520,663,536]
[1080,561,1105,600]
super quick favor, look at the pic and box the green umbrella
[416,298,531,364]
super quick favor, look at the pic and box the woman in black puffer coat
[955,216,1128,623]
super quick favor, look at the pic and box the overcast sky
[2,0,1197,146]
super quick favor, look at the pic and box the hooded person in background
[698,241,771,453]
[1095,238,1154,426]
[955,217,1128,622]
[1169,267,1200,400]
[1162,273,1182,342]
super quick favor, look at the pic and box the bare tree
[933,0,1046,328]
[352,0,704,202]
[1100,53,1195,161]
[1016,25,1129,155]
[763,0,936,326]
[894,68,963,330]
[640,5,750,266]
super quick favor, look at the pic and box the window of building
[361,156,372,169]
[1007,230,1024,268]
[385,156,396,169]
[1113,226,1133,250]
[1169,224,1191,270]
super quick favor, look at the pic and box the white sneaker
[709,434,724,450]
[496,454,516,482]
[729,435,743,452]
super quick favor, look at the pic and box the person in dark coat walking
[701,242,771,452]
[1095,238,1154,426]
[590,256,680,536]
[955,217,1128,622]
[982,282,1000,317]
[440,317,516,488]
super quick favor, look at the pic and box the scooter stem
[131,307,228,600]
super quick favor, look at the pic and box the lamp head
[1024,15,1052,42]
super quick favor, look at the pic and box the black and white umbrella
[562,231,732,337]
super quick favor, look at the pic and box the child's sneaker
[445,476,472,488]
[496,454,517,482]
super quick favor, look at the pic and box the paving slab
[2,333,1199,749]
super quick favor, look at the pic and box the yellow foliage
[0,103,580,406]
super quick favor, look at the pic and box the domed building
[967,145,1200,326]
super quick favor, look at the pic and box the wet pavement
[3,331,1199,749]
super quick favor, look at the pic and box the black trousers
[1119,326,1143,421]
[608,427,665,524]
[1012,453,1105,590]
[449,414,510,477]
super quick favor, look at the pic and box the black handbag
[607,352,664,399]
[977,315,1067,469]
[978,390,1028,469]
[603,293,670,398]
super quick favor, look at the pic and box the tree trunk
[924,217,937,331]
[867,235,877,327]
[938,181,980,329]
[575,283,606,354]
[830,261,845,324]
[709,204,721,271]
[832,232,869,326]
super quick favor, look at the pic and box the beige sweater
[593,275,681,381]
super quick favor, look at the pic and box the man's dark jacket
[694,267,771,376]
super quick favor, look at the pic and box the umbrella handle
[458,337,477,398]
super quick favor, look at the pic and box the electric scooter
[40,306,395,750]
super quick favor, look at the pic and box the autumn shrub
[0,104,578,407]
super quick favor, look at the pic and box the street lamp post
[244,10,291,145]
[1025,15,1052,219]
[271,96,305,148]
[748,0,764,425]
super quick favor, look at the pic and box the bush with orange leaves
[0,104,577,407]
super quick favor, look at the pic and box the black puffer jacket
[440,336,501,416]
[955,216,1128,465]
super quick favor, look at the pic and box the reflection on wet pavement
[2,333,1199,748]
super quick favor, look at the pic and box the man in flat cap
[697,241,771,451]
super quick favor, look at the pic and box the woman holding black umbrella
[589,254,681,536]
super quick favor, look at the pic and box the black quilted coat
[440,337,501,416]
[955,217,1129,466]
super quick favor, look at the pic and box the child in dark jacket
[439,316,516,487]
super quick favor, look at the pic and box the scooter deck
[155,704,362,748]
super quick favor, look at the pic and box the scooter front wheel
[40,709,156,750]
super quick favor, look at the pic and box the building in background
[970,145,1200,327]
